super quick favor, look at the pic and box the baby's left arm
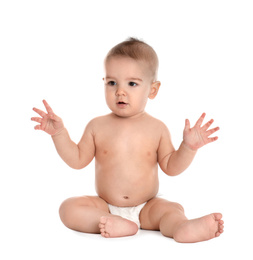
[158,113,219,176]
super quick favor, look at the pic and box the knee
[59,197,82,227]
[59,196,95,228]
[159,201,184,214]
[59,198,75,227]
[172,202,184,213]
[159,202,186,238]
[159,202,185,222]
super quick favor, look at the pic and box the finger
[33,107,46,117]
[206,127,220,137]
[34,125,42,130]
[43,99,54,114]
[42,99,59,121]
[207,136,218,143]
[194,113,206,127]
[184,119,190,131]
[31,117,42,123]
[202,119,214,131]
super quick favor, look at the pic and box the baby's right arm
[31,100,95,169]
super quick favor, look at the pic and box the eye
[107,81,116,86]
[129,82,137,87]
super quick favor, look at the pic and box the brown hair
[105,37,159,80]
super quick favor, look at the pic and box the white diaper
[108,202,147,228]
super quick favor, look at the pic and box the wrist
[181,141,198,153]
[51,127,67,138]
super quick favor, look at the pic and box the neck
[112,111,147,120]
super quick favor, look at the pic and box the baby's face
[104,57,158,118]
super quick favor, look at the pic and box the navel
[123,196,129,199]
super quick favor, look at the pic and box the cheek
[135,89,149,106]
[104,90,112,106]
[105,87,113,99]
[142,87,151,99]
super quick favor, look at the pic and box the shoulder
[144,114,173,146]
[85,113,112,131]
[145,113,170,132]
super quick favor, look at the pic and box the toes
[100,216,107,224]
[99,222,106,235]
[104,233,110,238]
[214,213,222,221]
[101,231,110,238]
[98,223,105,229]
[99,216,111,238]
[215,232,221,237]
[219,220,224,225]
[219,224,224,232]
[216,222,224,237]
[210,213,224,239]
[215,228,224,237]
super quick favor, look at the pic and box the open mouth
[117,101,128,108]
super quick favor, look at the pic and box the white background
[1,0,253,259]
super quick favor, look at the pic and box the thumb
[50,113,63,124]
[49,112,55,120]
[49,112,60,122]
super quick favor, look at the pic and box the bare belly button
[123,196,129,199]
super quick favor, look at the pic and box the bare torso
[92,112,164,207]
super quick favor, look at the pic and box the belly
[95,163,159,207]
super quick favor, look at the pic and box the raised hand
[31,100,64,136]
[183,113,219,151]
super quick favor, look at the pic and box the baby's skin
[31,57,224,242]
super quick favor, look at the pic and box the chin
[114,110,144,119]
[113,111,131,118]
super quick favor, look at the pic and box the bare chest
[94,122,160,161]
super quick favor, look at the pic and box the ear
[148,81,161,99]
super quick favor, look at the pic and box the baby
[31,38,224,242]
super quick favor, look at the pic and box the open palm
[31,100,64,136]
[183,113,219,151]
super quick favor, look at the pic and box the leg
[59,195,138,237]
[140,198,188,237]
[173,212,224,243]
[59,195,110,233]
[139,197,224,243]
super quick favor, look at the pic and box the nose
[115,86,126,96]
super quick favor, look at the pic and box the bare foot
[173,213,224,243]
[99,216,139,238]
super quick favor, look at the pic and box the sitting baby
[31,38,224,242]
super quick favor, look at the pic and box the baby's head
[104,38,161,118]
[105,38,159,81]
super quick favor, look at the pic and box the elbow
[68,158,93,170]
[166,171,182,177]
[70,165,83,170]
[163,169,182,177]
[66,160,84,170]
[159,161,180,177]
[160,164,183,176]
